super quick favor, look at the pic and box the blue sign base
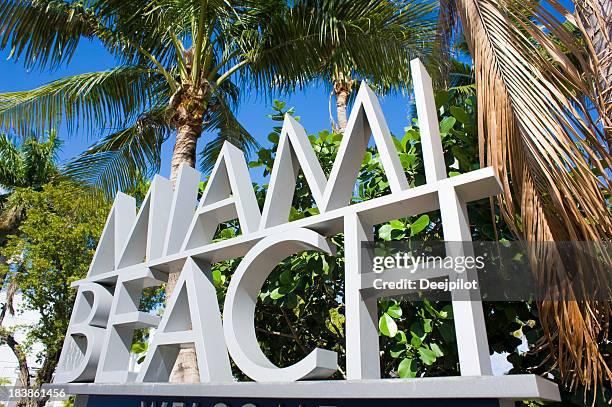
[81,395,504,406]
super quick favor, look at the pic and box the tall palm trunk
[169,124,200,184]
[166,123,202,383]
[333,73,354,134]
[165,81,210,383]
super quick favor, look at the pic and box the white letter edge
[223,227,338,382]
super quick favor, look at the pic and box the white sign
[54,59,500,385]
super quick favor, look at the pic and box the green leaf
[395,330,407,344]
[326,306,345,336]
[212,269,223,287]
[439,117,456,134]
[379,313,398,337]
[430,343,444,357]
[418,347,437,365]
[273,100,286,111]
[378,224,393,241]
[362,151,373,165]
[410,332,423,348]
[399,152,417,169]
[131,342,148,354]
[410,215,430,235]
[268,132,280,144]
[392,136,403,153]
[423,318,432,333]
[279,270,293,285]
[434,90,449,109]
[270,287,286,300]
[390,229,406,240]
[450,106,470,123]
[389,219,404,229]
[398,358,417,378]
[387,303,403,319]
[390,344,406,358]
[402,129,420,150]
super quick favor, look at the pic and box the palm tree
[0,0,437,381]
[440,0,611,397]
[0,131,60,391]
[0,0,276,192]
[273,0,436,133]
[0,131,59,239]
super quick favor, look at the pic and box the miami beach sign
[52,60,559,406]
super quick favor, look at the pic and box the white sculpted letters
[137,258,232,382]
[54,59,499,385]
[55,283,113,383]
[223,228,338,381]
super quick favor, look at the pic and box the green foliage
[199,89,525,382]
[0,181,109,384]
[197,90,606,405]
[0,131,60,192]
[0,0,437,196]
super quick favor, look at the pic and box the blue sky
[0,39,417,185]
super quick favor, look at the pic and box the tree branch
[280,308,308,354]
[0,324,30,388]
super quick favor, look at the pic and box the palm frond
[21,129,61,188]
[574,0,612,142]
[92,0,182,69]
[199,95,259,173]
[63,107,170,197]
[0,66,160,137]
[229,0,438,95]
[0,133,23,189]
[0,131,59,189]
[448,59,474,88]
[0,0,100,70]
[0,0,180,74]
[455,0,611,393]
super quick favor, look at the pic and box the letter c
[223,227,338,382]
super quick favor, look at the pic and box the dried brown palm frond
[453,0,612,397]
[573,0,611,144]
[434,0,458,86]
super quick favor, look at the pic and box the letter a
[182,142,260,250]
[136,258,232,382]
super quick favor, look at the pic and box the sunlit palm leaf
[0,66,160,136]
[63,107,170,197]
[0,0,98,70]
[455,0,612,393]
[199,95,259,172]
[245,0,437,93]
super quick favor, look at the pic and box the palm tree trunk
[333,74,354,134]
[335,86,350,134]
[169,124,200,184]
[166,101,205,383]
